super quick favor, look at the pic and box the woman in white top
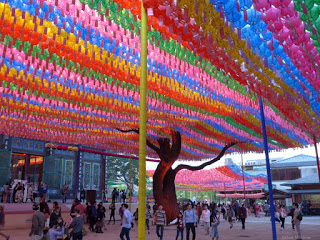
[217,204,222,218]
[201,205,211,235]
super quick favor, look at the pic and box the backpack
[91,206,97,218]
[297,212,303,221]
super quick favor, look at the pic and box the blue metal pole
[75,144,81,199]
[259,95,277,240]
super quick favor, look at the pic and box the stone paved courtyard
[3,215,320,240]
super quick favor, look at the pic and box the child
[210,217,220,240]
[56,217,64,230]
[168,211,184,240]
[145,205,152,234]
[175,212,184,240]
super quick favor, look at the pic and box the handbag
[281,210,287,218]
[81,228,87,236]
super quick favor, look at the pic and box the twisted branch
[116,128,160,154]
[173,141,244,174]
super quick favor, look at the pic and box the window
[271,168,301,181]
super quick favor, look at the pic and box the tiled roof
[270,154,317,168]
[281,174,319,186]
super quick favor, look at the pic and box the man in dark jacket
[29,203,45,240]
[288,207,295,230]
[238,204,247,230]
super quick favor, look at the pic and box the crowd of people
[29,200,84,240]
[32,199,303,240]
[111,188,127,204]
[28,198,107,240]
[2,181,48,204]
[0,184,309,240]
[114,201,247,240]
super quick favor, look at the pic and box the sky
[146,143,320,170]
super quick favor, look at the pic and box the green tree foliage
[107,156,139,192]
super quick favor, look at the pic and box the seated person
[49,216,64,240]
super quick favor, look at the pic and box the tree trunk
[152,140,238,222]
[153,166,179,223]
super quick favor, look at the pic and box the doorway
[10,153,43,186]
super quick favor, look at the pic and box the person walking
[145,204,152,234]
[122,191,126,203]
[183,203,197,240]
[74,200,86,218]
[119,204,124,226]
[120,204,132,240]
[307,201,312,216]
[108,203,116,224]
[80,188,86,203]
[217,204,221,218]
[61,185,68,203]
[293,203,302,240]
[89,202,97,232]
[226,205,234,229]
[211,203,217,221]
[85,202,91,224]
[112,188,117,204]
[153,204,158,216]
[102,190,107,203]
[2,183,9,203]
[0,205,10,240]
[196,202,201,225]
[221,204,226,220]
[288,206,295,230]
[154,204,166,240]
[32,184,37,203]
[29,203,45,240]
[97,202,107,231]
[69,209,84,240]
[264,202,270,216]
[279,205,289,230]
[238,204,247,230]
[255,204,260,217]
[234,201,239,221]
[116,189,120,203]
[201,204,211,235]
[175,212,184,240]
[26,184,33,203]
[8,182,13,203]
[210,217,220,240]
[96,203,106,233]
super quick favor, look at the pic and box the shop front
[0,136,106,200]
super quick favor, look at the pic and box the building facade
[0,135,106,200]
[270,154,318,188]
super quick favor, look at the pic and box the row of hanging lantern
[0,0,318,160]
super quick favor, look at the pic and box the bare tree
[117,128,239,222]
